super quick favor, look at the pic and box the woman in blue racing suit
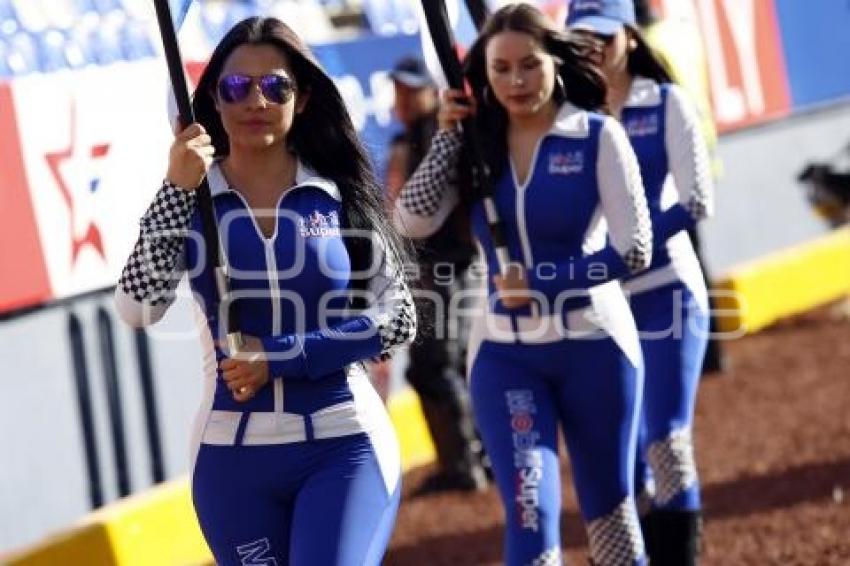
[395,5,652,565]
[568,1,715,563]
[115,17,415,566]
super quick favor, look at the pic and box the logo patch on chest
[299,210,340,237]
[625,114,659,137]
[547,150,584,175]
[571,0,602,10]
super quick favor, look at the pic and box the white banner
[11,61,174,299]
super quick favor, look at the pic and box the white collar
[549,102,591,138]
[623,76,662,108]
[207,159,341,201]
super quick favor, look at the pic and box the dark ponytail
[626,26,674,84]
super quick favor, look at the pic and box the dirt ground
[385,305,850,565]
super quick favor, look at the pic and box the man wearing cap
[385,56,488,494]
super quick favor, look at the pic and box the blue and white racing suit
[116,161,416,566]
[619,77,714,513]
[395,103,653,566]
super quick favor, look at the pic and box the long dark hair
[462,3,608,184]
[634,0,659,27]
[626,26,674,84]
[192,17,413,298]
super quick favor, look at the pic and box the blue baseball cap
[389,56,435,89]
[566,0,636,36]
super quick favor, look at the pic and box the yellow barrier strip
[7,387,434,565]
[386,386,436,471]
[714,227,850,334]
[6,480,209,566]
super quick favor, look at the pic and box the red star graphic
[44,101,109,266]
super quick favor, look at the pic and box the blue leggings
[192,433,400,566]
[631,281,708,512]
[470,336,646,566]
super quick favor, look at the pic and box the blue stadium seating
[91,0,121,15]
[121,21,155,60]
[199,1,262,44]
[68,24,97,66]
[0,0,17,36]
[89,25,124,65]
[35,29,71,72]
[0,37,12,77]
[72,0,98,13]
[362,0,418,37]
[0,0,343,77]
[8,31,39,75]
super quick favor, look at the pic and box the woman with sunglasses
[395,4,652,565]
[567,1,715,564]
[115,17,415,565]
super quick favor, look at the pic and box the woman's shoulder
[551,102,611,139]
[293,160,343,203]
[659,82,697,114]
[629,76,689,109]
[624,76,669,109]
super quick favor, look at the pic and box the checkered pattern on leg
[636,482,655,517]
[399,128,462,217]
[647,427,698,507]
[587,497,645,566]
[527,545,562,566]
[119,181,197,304]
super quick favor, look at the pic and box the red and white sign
[1,61,175,311]
[0,84,52,313]
[656,0,791,131]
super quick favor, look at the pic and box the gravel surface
[385,305,850,565]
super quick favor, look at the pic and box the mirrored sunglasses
[217,73,296,105]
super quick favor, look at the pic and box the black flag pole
[152,0,242,353]
[420,0,510,275]
[463,0,490,31]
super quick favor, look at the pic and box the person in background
[395,4,653,564]
[568,0,715,563]
[634,0,728,375]
[383,55,488,494]
[798,146,850,228]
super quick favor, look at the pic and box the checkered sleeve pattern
[623,167,653,274]
[623,194,652,273]
[667,84,714,222]
[587,497,645,566]
[679,121,712,222]
[118,181,197,304]
[598,117,653,275]
[527,546,562,565]
[364,237,417,361]
[399,128,462,217]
